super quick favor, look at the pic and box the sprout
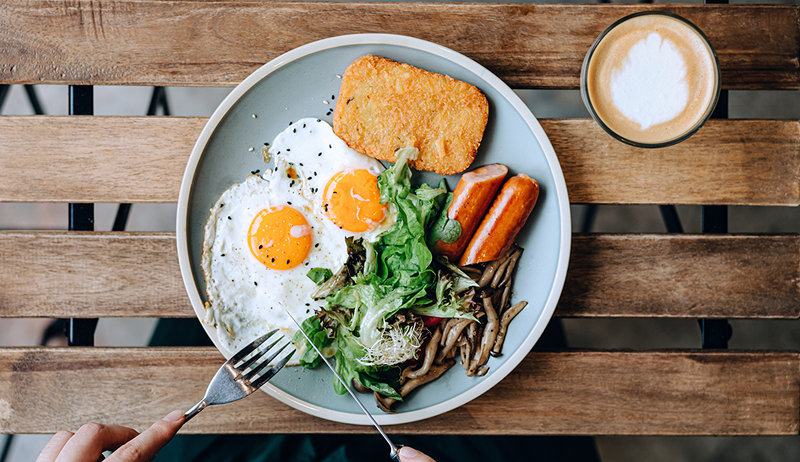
[358,321,423,367]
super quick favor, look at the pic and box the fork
[183,329,294,423]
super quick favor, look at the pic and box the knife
[282,306,403,462]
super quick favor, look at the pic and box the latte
[582,12,719,146]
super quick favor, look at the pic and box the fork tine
[242,342,292,383]
[232,337,284,380]
[249,350,295,390]
[229,330,279,364]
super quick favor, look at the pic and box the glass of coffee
[581,11,721,148]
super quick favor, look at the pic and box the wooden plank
[0,348,796,435]
[1,232,798,319]
[559,235,800,319]
[1,116,798,205]
[0,3,797,89]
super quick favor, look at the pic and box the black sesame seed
[287,174,291,178]
[220,203,225,208]
[286,148,291,151]
[289,121,293,125]
[316,119,321,122]
[305,262,309,266]
[303,124,306,128]
[290,180,295,187]
[307,177,312,181]
[287,201,292,205]
[227,216,231,220]
[264,142,270,146]
[254,281,258,286]
[299,163,303,166]
[305,303,310,306]
[277,150,281,154]
[318,152,322,156]
[251,169,260,174]
[315,243,319,248]
[313,172,317,176]
[258,245,263,249]
[271,257,275,262]
[293,129,296,133]
[328,144,332,149]
[220,253,225,256]
[286,259,290,264]
[331,95,335,100]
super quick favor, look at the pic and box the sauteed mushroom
[468,297,499,376]
[402,325,443,381]
[492,301,528,356]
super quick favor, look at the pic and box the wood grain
[0,3,797,89]
[1,116,798,205]
[2,232,798,319]
[0,347,796,435]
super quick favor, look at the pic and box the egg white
[202,119,396,364]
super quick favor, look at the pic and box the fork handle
[183,400,207,423]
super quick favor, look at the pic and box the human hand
[36,410,184,462]
[399,446,437,462]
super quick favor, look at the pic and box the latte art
[610,33,688,130]
[582,13,719,146]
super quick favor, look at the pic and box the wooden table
[1,1,798,438]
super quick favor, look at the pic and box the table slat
[1,232,797,319]
[0,3,798,89]
[0,348,796,436]
[1,116,798,205]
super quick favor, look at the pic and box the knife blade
[282,306,402,462]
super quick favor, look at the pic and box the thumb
[398,446,437,462]
[106,410,184,462]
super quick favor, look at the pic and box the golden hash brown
[332,55,488,175]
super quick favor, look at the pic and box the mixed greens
[294,148,479,401]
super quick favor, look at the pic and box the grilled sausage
[434,163,508,261]
[459,174,539,266]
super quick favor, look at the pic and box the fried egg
[202,119,394,363]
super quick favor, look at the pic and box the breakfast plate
[177,34,571,425]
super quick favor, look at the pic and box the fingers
[52,423,139,462]
[106,410,184,462]
[36,431,75,462]
[399,446,437,462]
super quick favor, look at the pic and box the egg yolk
[248,205,312,270]
[322,169,385,233]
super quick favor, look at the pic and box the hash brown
[332,55,489,175]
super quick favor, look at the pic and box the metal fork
[184,329,294,422]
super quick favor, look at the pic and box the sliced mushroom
[468,297,499,376]
[460,334,472,371]
[490,257,512,288]
[439,318,454,346]
[353,378,371,394]
[375,361,456,413]
[398,360,455,397]
[492,301,528,356]
[435,318,471,364]
[375,391,396,413]
[476,365,490,377]
[476,247,515,287]
[498,248,522,289]
[458,266,483,277]
[402,325,442,380]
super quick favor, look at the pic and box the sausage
[459,174,539,266]
[433,164,508,261]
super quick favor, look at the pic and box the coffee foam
[610,33,689,130]
[586,14,717,145]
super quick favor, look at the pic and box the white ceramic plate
[177,34,571,425]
